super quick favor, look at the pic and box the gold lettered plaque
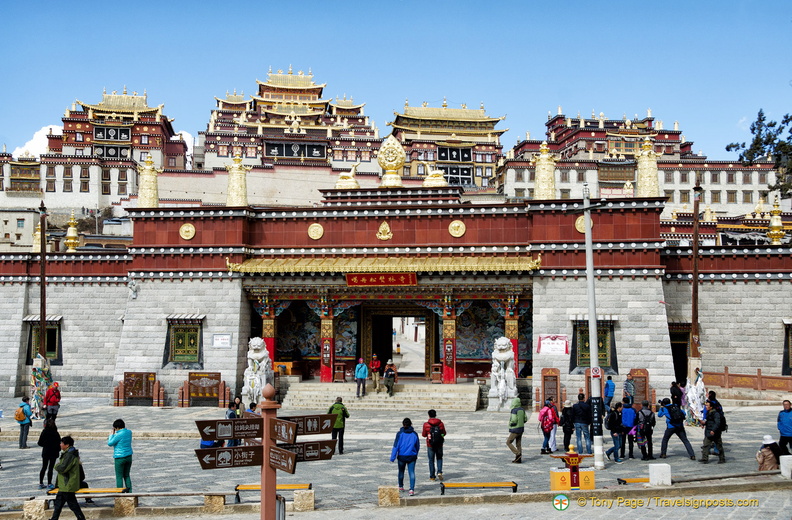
[448,220,466,238]
[308,223,324,240]
[575,215,592,234]
[179,223,196,240]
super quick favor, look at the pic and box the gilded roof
[399,106,502,122]
[331,98,365,109]
[77,90,158,113]
[258,69,325,89]
[227,255,541,274]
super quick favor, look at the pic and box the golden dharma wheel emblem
[308,223,324,240]
[448,220,466,238]
[179,223,196,240]
[574,215,593,234]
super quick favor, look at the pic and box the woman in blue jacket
[390,417,420,496]
[107,419,133,492]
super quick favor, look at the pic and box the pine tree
[726,109,792,198]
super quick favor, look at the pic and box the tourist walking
[637,400,656,460]
[559,400,575,451]
[390,417,420,496]
[383,360,398,397]
[604,376,615,410]
[49,435,86,520]
[620,397,637,459]
[547,396,560,452]
[756,434,782,470]
[777,400,792,454]
[225,402,239,447]
[354,358,368,398]
[538,400,559,454]
[327,397,350,455]
[370,354,382,393]
[421,409,446,481]
[507,397,527,463]
[107,419,133,492]
[44,382,61,422]
[699,400,726,464]
[657,398,696,460]
[16,396,32,449]
[572,393,592,454]
[623,373,635,405]
[605,402,624,463]
[38,419,61,489]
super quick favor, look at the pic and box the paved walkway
[0,397,788,516]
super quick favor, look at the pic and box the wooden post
[259,385,280,520]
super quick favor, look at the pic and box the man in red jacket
[421,409,446,481]
[44,382,61,421]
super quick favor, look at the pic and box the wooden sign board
[629,369,649,405]
[195,418,264,441]
[279,414,335,436]
[270,418,297,444]
[195,445,263,470]
[541,368,560,404]
[188,372,221,406]
[269,445,297,474]
[124,372,155,405]
[277,439,337,462]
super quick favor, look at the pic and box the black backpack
[712,402,728,432]
[429,423,444,448]
[638,409,656,429]
[666,404,685,424]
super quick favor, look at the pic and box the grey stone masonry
[532,275,675,402]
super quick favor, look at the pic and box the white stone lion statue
[242,337,274,405]
[488,336,518,411]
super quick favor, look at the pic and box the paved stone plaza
[1,397,790,518]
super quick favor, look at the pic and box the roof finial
[123,85,127,95]
[405,98,409,107]
[103,87,107,95]
[557,105,562,115]
[442,97,448,108]
[480,101,485,110]
[288,64,293,74]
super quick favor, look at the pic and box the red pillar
[320,317,334,382]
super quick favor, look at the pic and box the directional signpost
[195,403,337,520]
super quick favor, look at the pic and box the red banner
[345,273,417,286]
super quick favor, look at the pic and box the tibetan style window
[560,189,571,199]
[334,149,343,160]
[570,319,618,373]
[46,180,55,192]
[117,183,127,195]
[245,147,256,158]
[759,172,767,184]
[578,170,586,182]
[711,172,720,184]
[80,181,89,193]
[783,321,792,375]
[680,191,690,204]
[25,315,63,365]
[168,157,176,167]
[727,191,737,203]
[680,171,689,183]
[80,168,89,179]
[218,145,228,157]
[560,170,569,183]
[46,166,56,178]
[163,314,205,368]
[101,169,111,181]
[141,135,149,145]
[232,145,243,157]
[75,132,84,142]
[63,180,72,192]
[361,151,370,162]
[102,183,111,195]
[743,172,752,184]
[710,191,721,204]
[63,166,73,178]
[514,170,523,182]
[727,172,736,184]
[664,190,674,203]
[743,191,753,204]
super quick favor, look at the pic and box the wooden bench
[234,483,312,503]
[616,477,649,485]
[440,482,517,495]
[48,488,127,495]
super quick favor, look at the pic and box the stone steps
[281,382,480,412]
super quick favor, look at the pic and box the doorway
[669,330,690,384]
[361,305,437,377]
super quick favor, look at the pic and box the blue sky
[1,1,790,161]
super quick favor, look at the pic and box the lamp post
[582,183,604,470]
[689,174,703,380]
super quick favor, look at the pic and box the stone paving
[0,396,789,517]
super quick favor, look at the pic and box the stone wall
[0,283,30,396]
[115,277,251,405]
[662,279,791,375]
[532,275,675,403]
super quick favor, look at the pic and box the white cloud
[13,125,62,158]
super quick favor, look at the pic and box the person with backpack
[538,400,559,455]
[620,397,637,459]
[421,409,446,481]
[636,400,656,460]
[390,417,420,496]
[16,396,33,449]
[383,360,398,397]
[699,400,726,464]
[657,398,696,460]
[50,435,86,520]
[559,400,575,451]
[604,402,624,463]
[506,397,527,463]
[670,381,683,408]
[327,397,350,455]
[44,382,62,422]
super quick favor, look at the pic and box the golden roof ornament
[531,141,559,200]
[422,162,448,188]
[226,154,252,206]
[376,221,393,241]
[335,162,361,190]
[636,136,660,197]
[31,223,41,251]
[64,210,79,253]
[704,205,714,222]
[767,195,785,245]
[137,155,162,208]
[377,135,405,187]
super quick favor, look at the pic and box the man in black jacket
[572,393,592,454]
[699,400,725,464]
